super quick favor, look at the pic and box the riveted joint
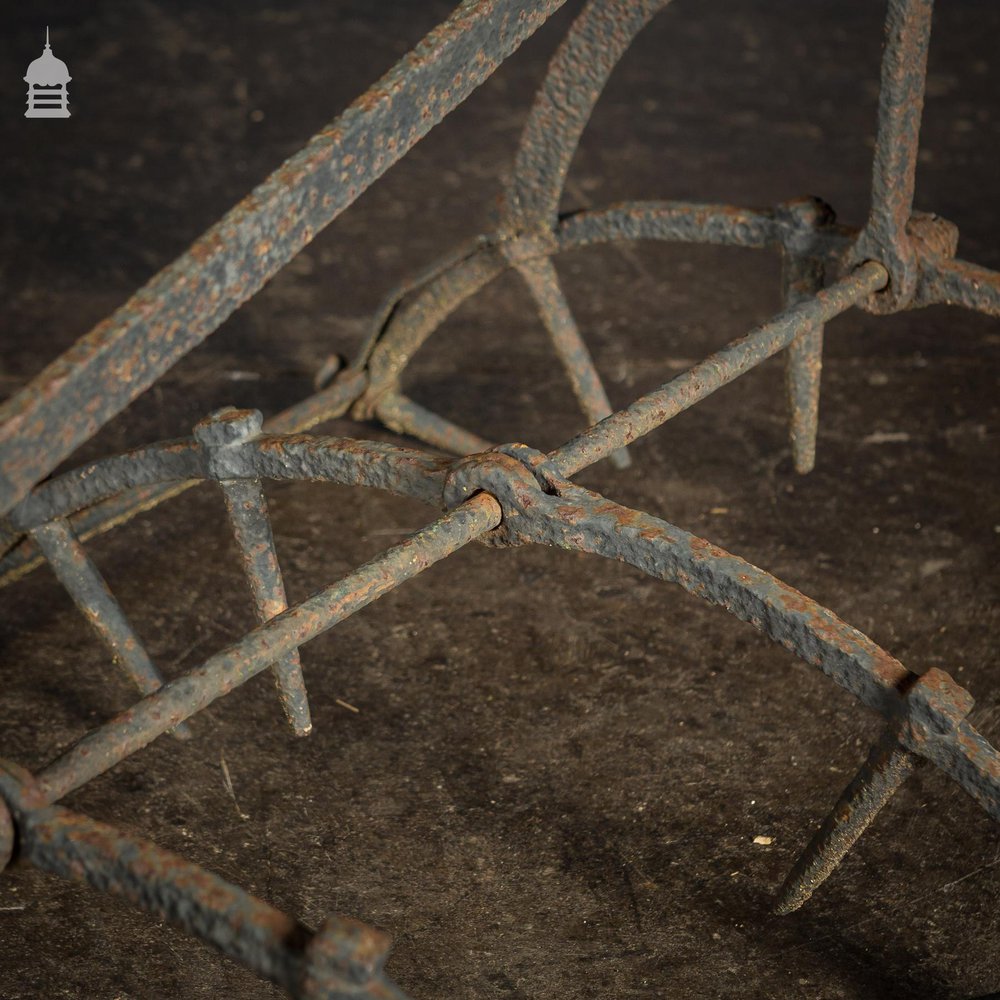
[442,444,564,548]
[193,407,264,481]
[896,667,975,750]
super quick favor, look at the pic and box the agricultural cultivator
[0,1,997,997]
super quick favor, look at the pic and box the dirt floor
[1,1,998,998]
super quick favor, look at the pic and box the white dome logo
[25,27,71,119]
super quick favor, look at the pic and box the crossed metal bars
[3,400,1000,997]
[0,0,998,996]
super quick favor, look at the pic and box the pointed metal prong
[779,201,830,475]
[375,392,493,456]
[784,322,823,475]
[774,729,919,915]
[219,478,312,736]
[517,256,630,470]
[195,409,311,737]
[30,518,192,740]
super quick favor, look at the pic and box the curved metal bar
[7,441,204,533]
[501,0,671,232]
[361,200,814,401]
[0,367,371,588]
[7,436,451,533]
[361,243,510,403]
[442,444,1000,821]
[0,198,832,586]
[554,492,1000,818]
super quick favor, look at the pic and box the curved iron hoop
[3,415,998,993]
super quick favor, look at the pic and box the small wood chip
[335,698,360,713]
[753,835,773,846]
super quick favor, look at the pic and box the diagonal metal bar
[0,0,568,517]
[37,493,501,804]
[549,263,888,477]
[30,519,192,740]
[219,476,312,737]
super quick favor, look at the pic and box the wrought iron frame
[0,1,997,996]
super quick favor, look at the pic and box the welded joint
[193,407,264,480]
[498,229,558,266]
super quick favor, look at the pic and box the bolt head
[193,407,263,447]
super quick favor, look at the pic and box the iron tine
[375,392,493,457]
[194,410,312,737]
[30,518,192,740]
[778,199,833,475]
[774,728,919,915]
[516,256,631,470]
[220,477,312,735]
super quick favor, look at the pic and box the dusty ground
[0,1,998,998]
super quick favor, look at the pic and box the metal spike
[30,518,192,740]
[779,199,832,475]
[194,409,312,736]
[516,256,630,469]
[774,729,919,914]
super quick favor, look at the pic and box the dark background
[0,2,998,997]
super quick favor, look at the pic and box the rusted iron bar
[549,263,888,478]
[501,0,669,232]
[37,493,500,804]
[851,0,934,313]
[0,763,408,1000]
[0,0,568,517]
[2,425,997,981]
[194,409,312,736]
[29,518,192,740]
[1,0,999,992]
[5,191,997,590]
[441,444,1000,819]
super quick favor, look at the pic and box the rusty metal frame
[1,1,998,997]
